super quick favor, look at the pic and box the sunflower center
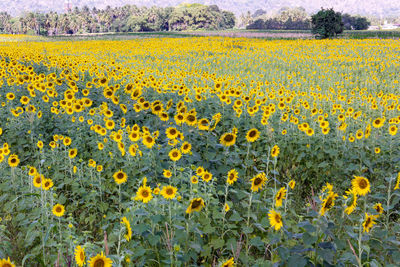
[166,188,173,195]
[117,173,124,179]
[366,217,371,226]
[170,129,176,135]
[249,130,256,137]
[94,259,105,267]
[191,200,201,209]
[3,264,12,267]
[146,137,152,142]
[11,158,16,163]
[359,179,367,189]
[324,197,333,209]
[56,207,62,212]
[80,251,84,260]
[142,190,149,198]
[254,177,262,186]
[187,115,195,122]
[224,134,233,142]
[172,152,178,157]
[275,214,281,223]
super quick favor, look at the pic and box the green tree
[311,8,343,39]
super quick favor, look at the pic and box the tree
[311,8,344,39]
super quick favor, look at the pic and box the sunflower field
[0,35,399,267]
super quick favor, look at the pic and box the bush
[311,8,344,39]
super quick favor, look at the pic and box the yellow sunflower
[271,145,280,158]
[250,172,267,192]
[68,148,77,159]
[245,128,260,142]
[161,185,178,200]
[395,172,400,190]
[221,257,235,267]
[201,171,212,183]
[288,180,295,189]
[268,209,283,231]
[52,204,65,217]
[142,135,155,149]
[373,203,384,215]
[343,188,358,215]
[113,170,128,185]
[196,166,204,176]
[33,174,42,188]
[74,246,85,267]
[372,117,385,128]
[63,137,72,146]
[191,175,199,184]
[135,182,153,204]
[362,213,378,233]
[389,125,398,136]
[121,217,132,241]
[163,169,172,178]
[88,252,112,267]
[181,142,192,154]
[319,191,338,216]
[8,154,19,168]
[186,198,205,214]
[351,175,370,196]
[169,148,182,161]
[166,127,179,139]
[0,257,15,267]
[220,132,236,147]
[275,187,287,207]
[42,178,54,191]
[226,169,238,185]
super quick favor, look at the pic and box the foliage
[311,8,344,39]
[0,36,399,266]
[342,14,371,30]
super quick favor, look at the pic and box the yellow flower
[372,117,385,128]
[68,148,77,159]
[0,257,16,267]
[394,172,400,190]
[319,191,338,216]
[219,132,236,147]
[135,183,153,203]
[362,213,378,233]
[288,180,295,189]
[186,198,205,214]
[63,137,72,146]
[169,148,182,161]
[374,147,380,154]
[163,169,172,178]
[181,141,192,154]
[191,175,199,184]
[224,203,230,212]
[160,185,178,200]
[52,204,65,217]
[74,246,85,267]
[221,257,235,267]
[121,217,132,241]
[201,171,212,182]
[226,169,238,185]
[37,141,44,149]
[373,203,384,215]
[343,188,358,215]
[8,154,19,168]
[42,178,54,191]
[166,127,179,139]
[246,128,260,142]
[271,145,280,157]
[113,170,127,185]
[88,252,112,267]
[268,209,283,231]
[196,166,204,176]
[142,135,155,149]
[389,125,398,136]
[351,175,370,196]
[250,172,267,192]
[275,187,287,207]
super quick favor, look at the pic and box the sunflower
[163,169,172,178]
[169,148,182,161]
[196,166,204,176]
[389,125,398,136]
[372,117,385,128]
[181,142,192,154]
[37,141,44,149]
[271,145,280,157]
[8,154,19,168]
[0,258,15,267]
[268,209,283,231]
[191,175,199,184]
[246,128,260,142]
[343,188,358,215]
[52,204,65,217]
[121,217,132,241]
[374,147,380,154]
[373,203,384,215]
[128,144,137,156]
[142,135,155,149]
[395,172,400,190]
[198,118,210,131]
[74,246,85,267]
[221,257,235,267]
[288,180,295,189]
[42,178,54,191]
[224,203,230,212]
[351,175,370,196]
[135,185,153,203]
[250,172,267,192]
[275,187,287,207]
[33,174,42,188]
[226,169,238,185]
[113,170,127,185]
[362,213,378,233]
[28,166,37,176]
[201,171,212,182]
[68,148,77,159]
[220,132,236,147]
[63,137,72,146]
[88,252,112,267]
[186,198,205,214]
[161,185,178,200]
[319,191,338,216]
[166,127,179,139]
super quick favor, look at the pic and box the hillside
[2,0,399,17]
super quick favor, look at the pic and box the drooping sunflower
[52,204,65,217]
[288,180,296,189]
[113,170,128,185]
[246,128,260,142]
[186,198,205,214]
[219,132,236,147]
[351,175,370,196]
[74,246,85,267]
[88,252,112,267]
[271,145,280,158]
[181,142,192,154]
[362,213,378,233]
[268,209,283,231]
[201,171,212,183]
[319,191,338,216]
[161,185,178,200]
[373,203,384,215]
[250,172,267,192]
[121,217,132,241]
[226,169,238,185]
[224,203,230,212]
[221,257,235,267]
[343,188,358,215]
[163,169,172,178]
[169,148,182,161]
[275,187,287,207]
[68,148,77,159]
[8,154,19,168]
[0,257,16,267]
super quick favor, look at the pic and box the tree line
[245,7,370,31]
[0,3,235,35]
